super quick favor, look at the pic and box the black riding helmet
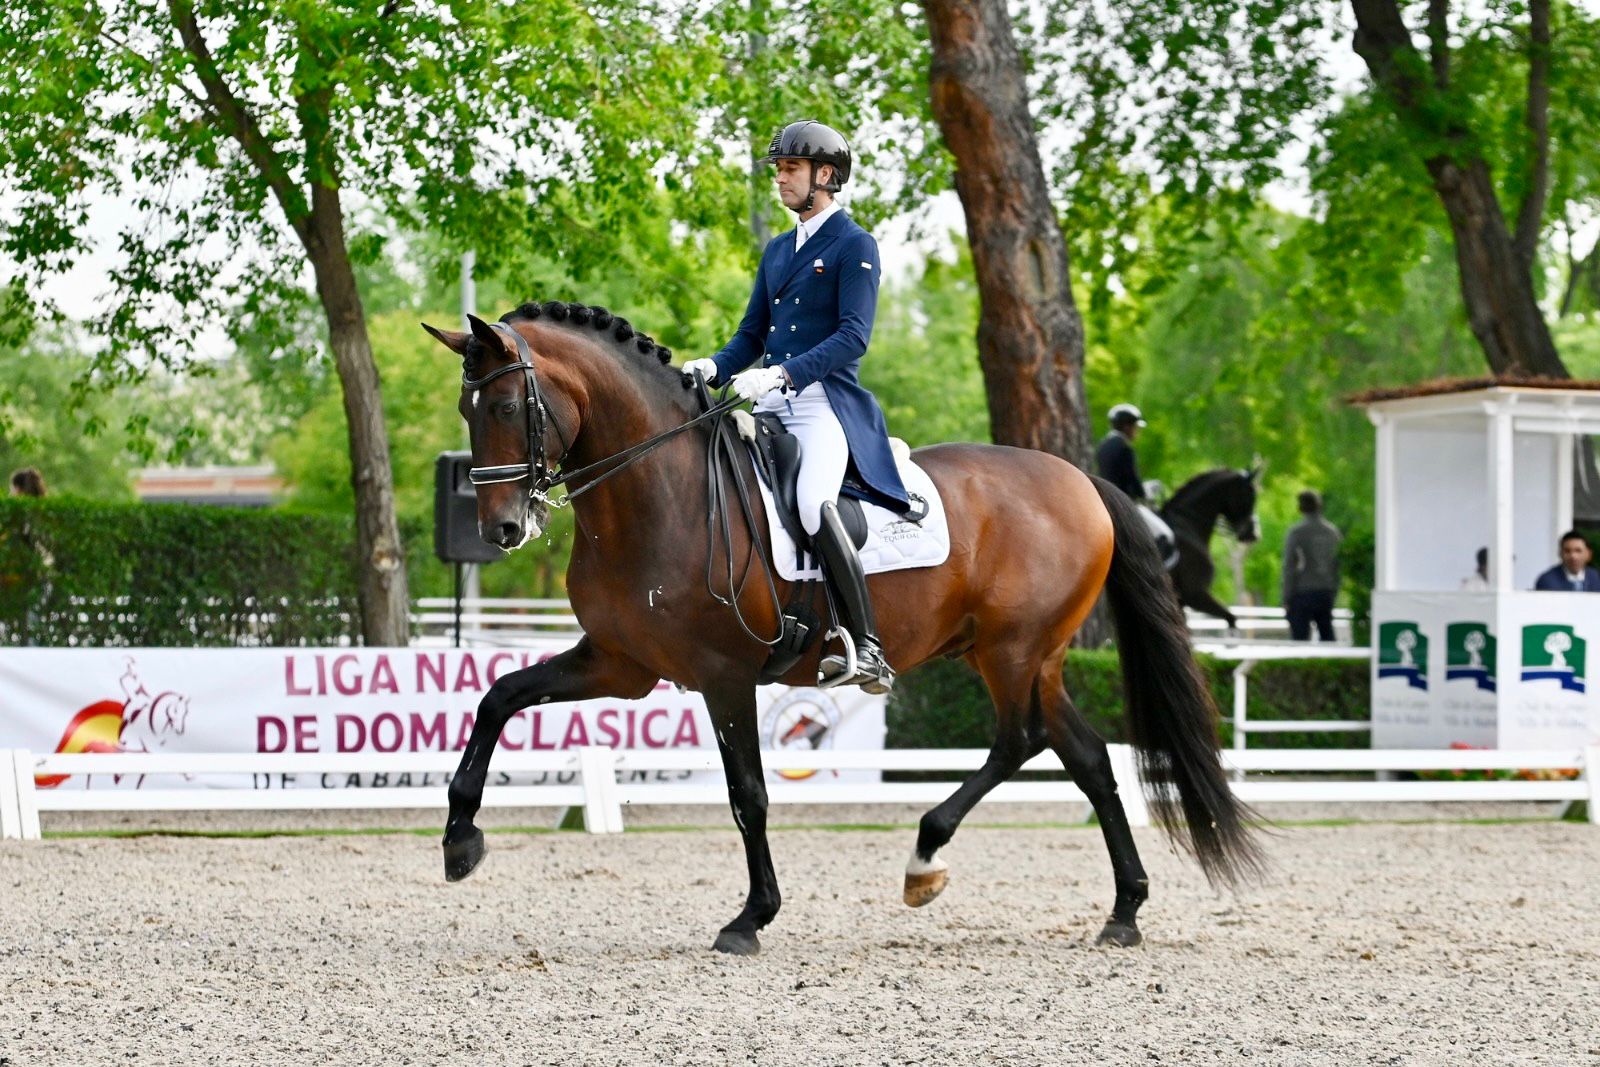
[759,120,851,212]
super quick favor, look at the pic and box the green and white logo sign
[1521,624,1586,693]
[1378,621,1428,690]
[1445,622,1496,692]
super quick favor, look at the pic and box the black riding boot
[813,501,894,695]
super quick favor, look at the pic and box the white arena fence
[3,744,1595,841]
[412,598,1353,645]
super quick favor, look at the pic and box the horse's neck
[562,371,705,548]
[1165,481,1222,540]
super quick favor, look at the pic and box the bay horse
[1160,469,1262,629]
[423,302,1261,955]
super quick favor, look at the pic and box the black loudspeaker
[434,451,501,563]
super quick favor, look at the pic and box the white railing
[3,745,1594,841]
[410,598,1351,646]
[1184,605,1356,644]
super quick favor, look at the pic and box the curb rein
[462,323,785,647]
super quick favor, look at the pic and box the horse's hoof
[712,929,761,956]
[903,867,949,908]
[1095,920,1143,948]
[443,827,486,882]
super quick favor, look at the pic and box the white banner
[1371,591,1600,749]
[0,647,884,791]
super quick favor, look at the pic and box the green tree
[1,0,725,643]
[0,331,137,500]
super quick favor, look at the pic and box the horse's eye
[499,401,519,418]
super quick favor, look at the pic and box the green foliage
[858,240,988,448]
[886,650,1370,751]
[0,498,359,646]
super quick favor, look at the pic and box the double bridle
[462,321,741,509]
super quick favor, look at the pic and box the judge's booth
[1364,383,1600,749]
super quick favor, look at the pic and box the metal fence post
[1108,744,1151,828]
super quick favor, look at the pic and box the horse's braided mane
[498,300,676,376]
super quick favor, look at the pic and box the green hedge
[887,650,1370,750]
[0,498,362,646]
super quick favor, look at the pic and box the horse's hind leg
[905,650,1046,907]
[443,637,654,881]
[1037,667,1150,947]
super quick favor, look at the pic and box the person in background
[1094,403,1176,566]
[1460,547,1490,591]
[8,468,46,497]
[1533,531,1600,591]
[1282,490,1342,642]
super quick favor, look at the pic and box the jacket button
[793,297,800,304]
[773,298,780,305]
[768,326,775,333]
[784,353,792,359]
[789,325,797,331]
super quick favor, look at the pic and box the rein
[464,328,783,646]
[464,322,742,508]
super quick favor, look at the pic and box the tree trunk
[1425,155,1567,376]
[304,188,411,646]
[922,0,1094,470]
[1350,0,1568,378]
[924,0,1108,646]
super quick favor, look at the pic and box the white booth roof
[1358,380,1600,594]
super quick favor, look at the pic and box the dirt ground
[2,815,1598,1066]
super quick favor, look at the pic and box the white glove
[680,357,720,385]
[731,366,788,403]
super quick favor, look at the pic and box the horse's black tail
[1092,477,1265,888]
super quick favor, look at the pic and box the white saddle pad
[741,421,951,582]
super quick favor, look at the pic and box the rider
[682,119,909,694]
[1095,403,1177,567]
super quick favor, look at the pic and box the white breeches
[757,382,849,536]
[1138,503,1174,547]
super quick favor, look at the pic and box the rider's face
[774,158,832,211]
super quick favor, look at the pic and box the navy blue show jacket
[711,210,911,513]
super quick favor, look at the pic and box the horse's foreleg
[905,650,1045,908]
[704,682,779,956]
[1038,671,1150,947]
[443,637,654,881]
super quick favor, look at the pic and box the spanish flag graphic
[35,700,125,788]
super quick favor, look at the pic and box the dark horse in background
[424,302,1262,955]
[1160,469,1262,630]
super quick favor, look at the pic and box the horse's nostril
[494,521,521,547]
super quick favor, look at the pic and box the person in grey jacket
[1282,490,1342,641]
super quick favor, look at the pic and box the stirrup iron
[817,628,858,690]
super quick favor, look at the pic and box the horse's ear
[421,322,470,355]
[1246,457,1266,482]
[467,313,503,352]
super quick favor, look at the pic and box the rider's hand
[730,366,787,403]
[680,358,720,386]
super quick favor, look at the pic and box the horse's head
[422,314,575,550]
[1223,467,1262,543]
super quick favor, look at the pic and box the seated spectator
[1533,531,1600,592]
[1460,547,1490,591]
